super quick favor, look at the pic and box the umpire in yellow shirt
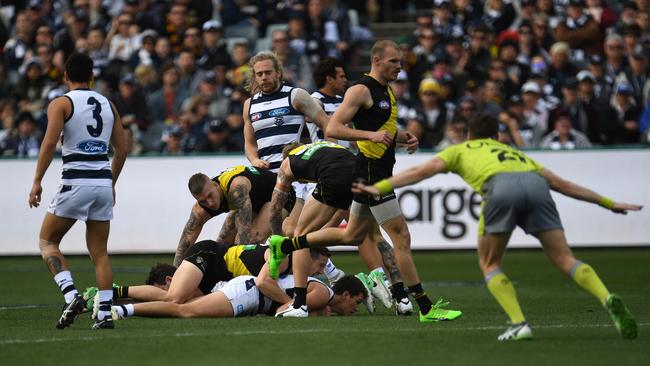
[353,114,642,341]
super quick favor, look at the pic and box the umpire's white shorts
[217,276,263,317]
[47,185,113,221]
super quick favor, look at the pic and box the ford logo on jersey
[77,140,108,153]
[268,107,290,117]
[378,100,390,109]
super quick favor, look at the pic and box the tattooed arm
[377,240,403,284]
[228,177,255,244]
[270,158,294,235]
[216,211,237,243]
[173,203,211,266]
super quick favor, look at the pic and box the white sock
[324,258,342,280]
[113,304,135,318]
[54,270,78,303]
[97,290,113,321]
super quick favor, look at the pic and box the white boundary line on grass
[1,322,648,345]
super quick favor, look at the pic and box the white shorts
[47,185,113,221]
[292,182,315,202]
[217,276,263,317]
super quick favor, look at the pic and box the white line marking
[1,323,648,345]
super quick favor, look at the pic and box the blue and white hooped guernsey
[60,88,114,187]
[249,84,305,172]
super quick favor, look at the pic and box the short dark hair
[282,141,302,158]
[188,173,210,196]
[309,247,331,259]
[146,263,177,285]
[331,275,367,299]
[370,39,399,61]
[65,52,94,83]
[313,57,344,89]
[468,114,499,139]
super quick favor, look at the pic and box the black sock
[293,287,307,308]
[113,286,129,299]
[408,283,432,314]
[280,235,309,254]
[391,282,407,300]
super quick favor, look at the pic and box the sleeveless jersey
[60,88,115,187]
[249,84,305,172]
[353,75,397,166]
[287,141,354,183]
[308,91,352,149]
[199,166,277,216]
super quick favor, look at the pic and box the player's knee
[38,239,58,254]
[553,253,576,274]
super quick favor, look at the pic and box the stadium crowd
[1,0,650,158]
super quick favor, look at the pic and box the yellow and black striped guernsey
[353,74,398,166]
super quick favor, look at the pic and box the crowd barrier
[1,149,648,255]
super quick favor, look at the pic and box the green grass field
[1,249,648,365]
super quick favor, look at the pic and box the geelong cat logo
[269,107,290,117]
[76,140,107,153]
[251,112,262,121]
[378,100,390,109]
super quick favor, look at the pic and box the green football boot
[267,235,288,279]
[606,293,637,339]
[419,298,462,322]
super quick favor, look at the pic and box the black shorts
[352,154,396,206]
[312,182,353,210]
[183,240,232,295]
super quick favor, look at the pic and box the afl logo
[269,107,290,117]
[251,113,262,121]
[77,140,108,153]
[378,100,390,109]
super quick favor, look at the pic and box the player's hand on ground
[404,132,418,154]
[28,182,42,208]
[351,182,380,197]
[251,159,270,169]
[611,202,643,215]
[369,130,393,145]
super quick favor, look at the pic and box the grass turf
[1,249,648,366]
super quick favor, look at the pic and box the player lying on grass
[270,141,413,316]
[110,274,366,319]
[352,114,642,341]
[86,240,330,309]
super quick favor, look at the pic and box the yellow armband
[599,196,615,209]
[373,179,393,195]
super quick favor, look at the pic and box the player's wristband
[599,196,615,209]
[374,179,393,195]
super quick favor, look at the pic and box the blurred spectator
[467,80,503,118]
[54,10,89,60]
[86,26,109,77]
[499,38,528,87]
[515,22,539,66]
[482,0,516,35]
[198,20,231,70]
[604,34,629,82]
[36,45,63,84]
[34,24,54,49]
[451,95,478,125]
[182,27,203,59]
[392,71,418,130]
[114,74,150,133]
[164,3,191,54]
[587,54,614,103]
[176,49,205,93]
[0,111,40,157]
[532,13,554,52]
[625,47,650,106]
[511,0,536,30]
[410,78,449,149]
[227,42,252,88]
[498,95,525,147]
[128,29,159,69]
[609,82,641,143]
[160,124,184,155]
[154,37,174,67]
[450,0,482,28]
[0,100,16,143]
[586,0,618,31]
[14,58,49,116]
[4,11,34,82]
[466,24,492,81]
[520,81,550,147]
[547,42,579,98]
[540,110,592,149]
[576,70,607,143]
[436,119,468,149]
[271,29,313,90]
[196,118,240,152]
[554,0,602,60]
[108,13,139,62]
[221,0,267,43]
[148,64,189,126]
[432,0,455,39]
